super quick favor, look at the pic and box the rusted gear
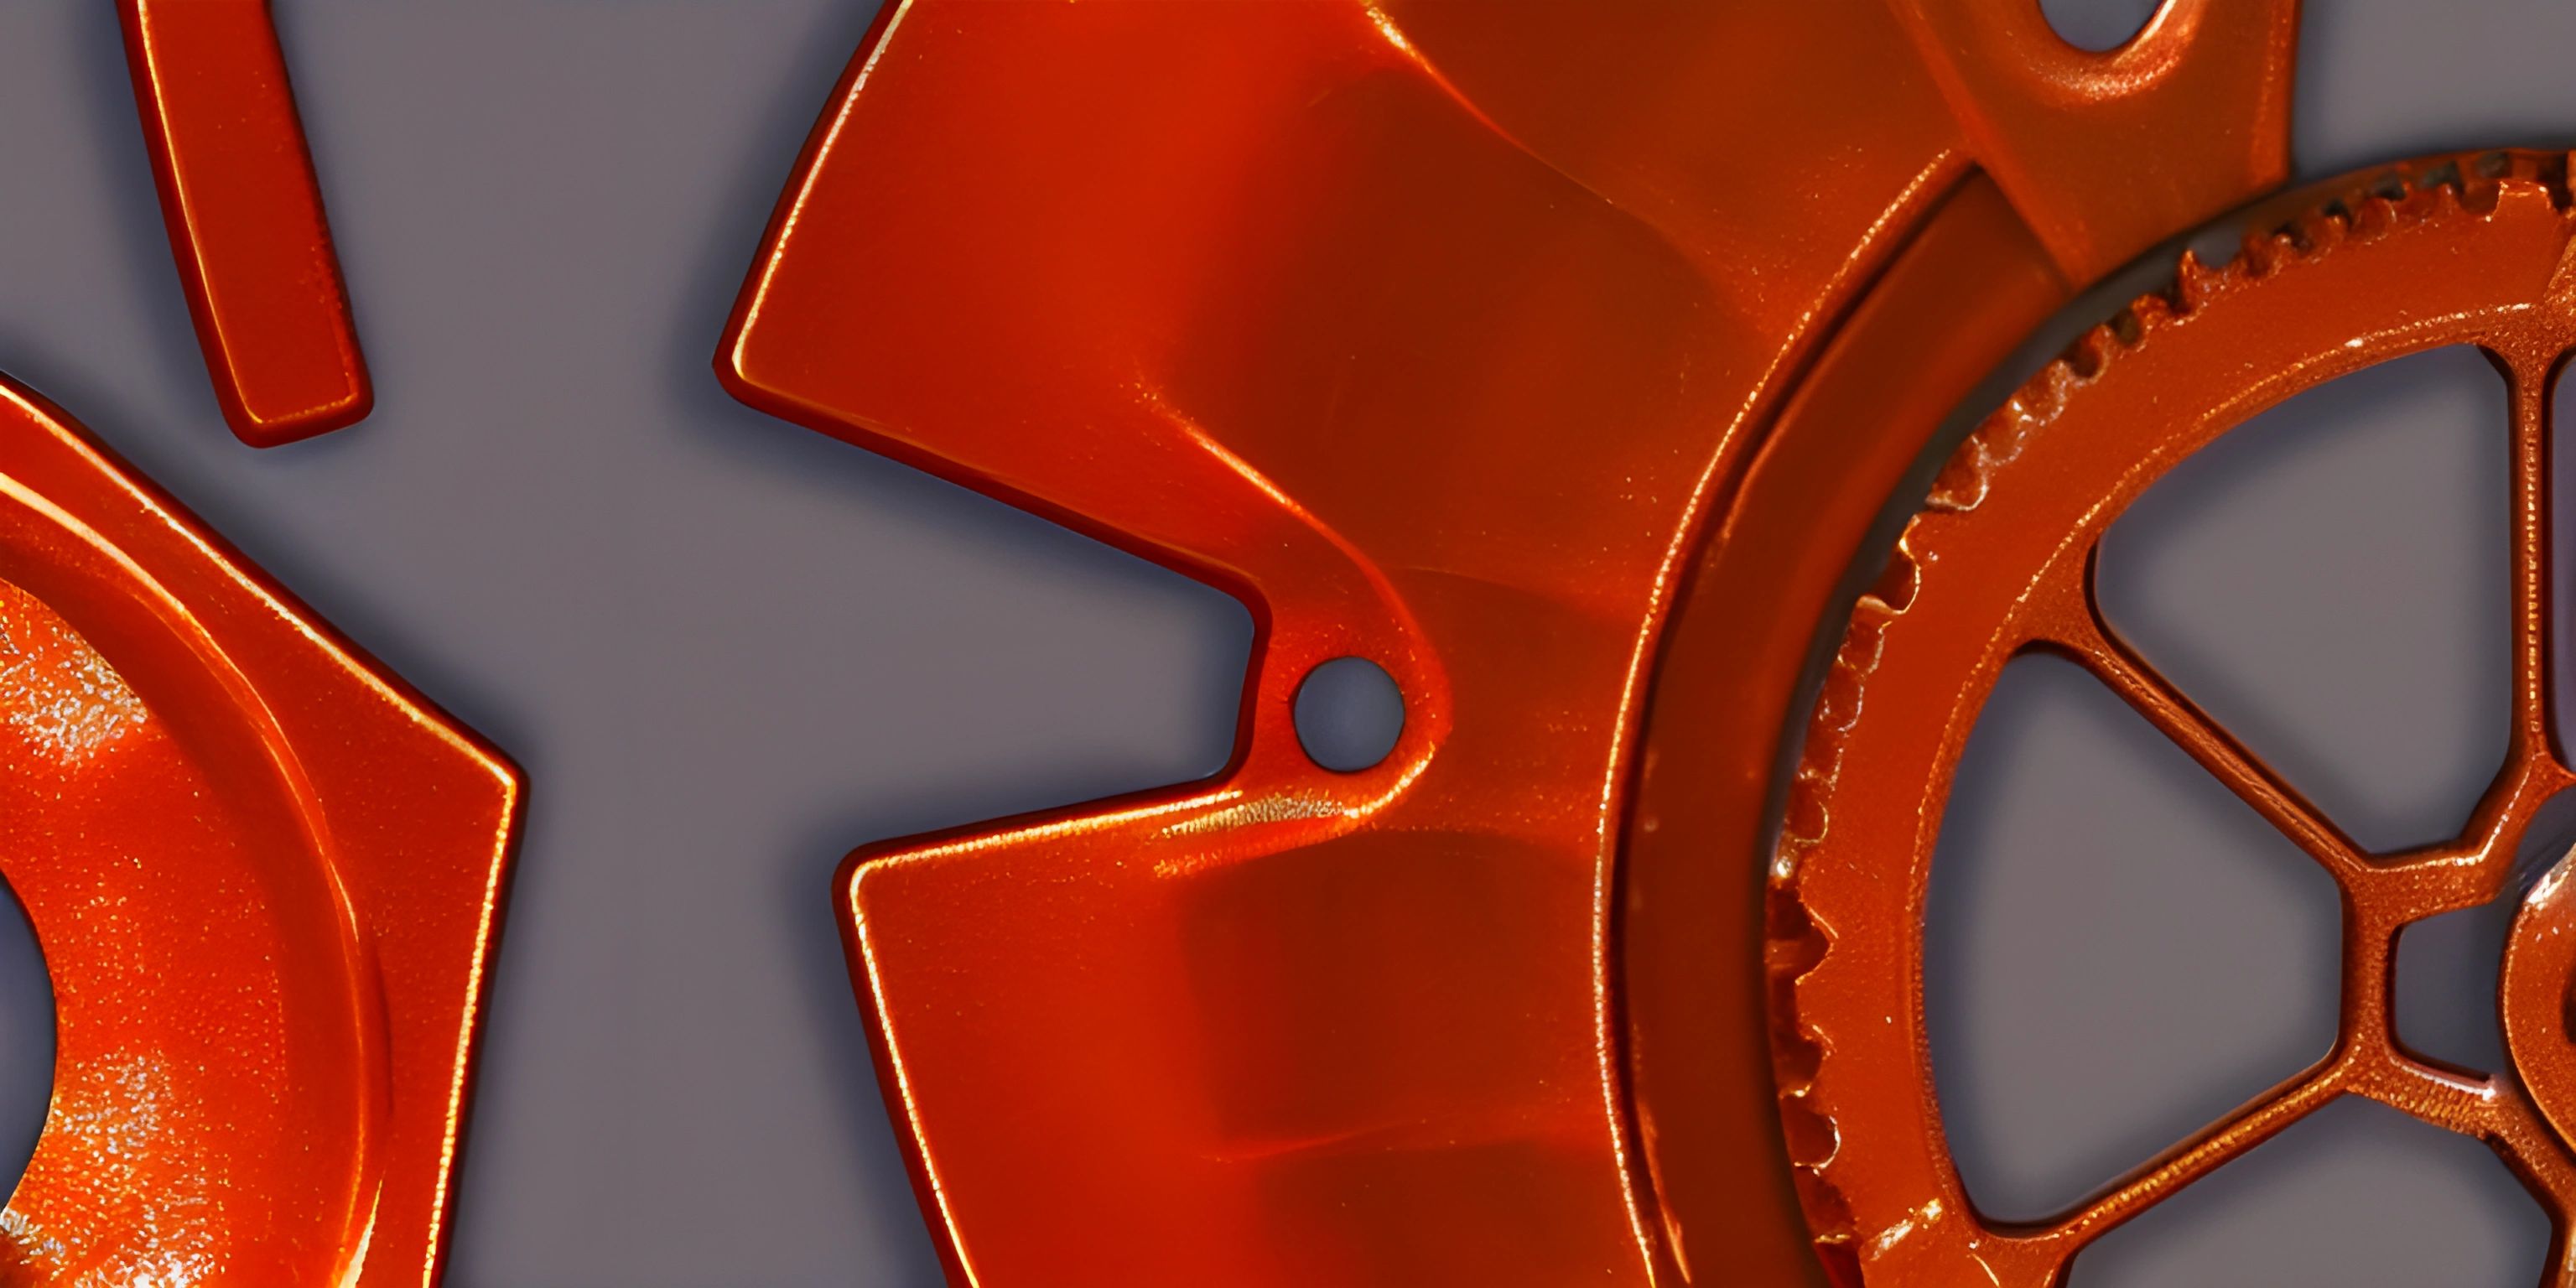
[1774,151,2576,1287]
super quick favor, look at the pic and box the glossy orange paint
[0,382,518,1282]
[1621,176,2070,1287]
[121,0,372,446]
[719,2,2296,1283]
[1777,154,2576,1285]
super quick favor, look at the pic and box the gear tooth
[2457,153,2517,212]
[2417,158,2464,199]
[1810,1239,1862,1285]
[2038,356,2084,408]
[1996,387,2037,426]
[2235,231,2272,274]
[1865,543,1920,611]
[1811,651,1870,737]
[2174,250,2224,311]
[1766,885,1833,980]
[1779,788,1827,854]
[1779,1088,1841,1167]
[1772,1021,1824,1091]
[2410,177,2462,221]
[2107,305,2142,345]
[2475,148,2570,204]
[1841,613,1889,680]
[1928,425,1997,512]
[2292,198,2350,252]
[2350,193,2401,237]
[2122,293,2175,340]
[2062,327,2114,380]
[2241,230,2298,277]
[1929,368,2065,515]
[1794,1155,1855,1223]
[2298,208,2349,250]
[2012,371,2059,425]
[1926,449,1989,512]
[2494,177,2554,217]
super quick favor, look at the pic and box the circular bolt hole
[0,873,49,1195]
[1293,657,1405,772]
[2040,0,2163,52]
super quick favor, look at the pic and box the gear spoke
[2049,569,2374,886]
[2501,346,2558,766]
[2023,1067,2345,1270]
[2355,1056,2576,1243]
[2358,1053,2531,1139]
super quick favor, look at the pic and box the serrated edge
[1763,149,2575,1278]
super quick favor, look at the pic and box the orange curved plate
[720,1,2296,1283]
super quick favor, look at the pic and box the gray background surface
[5,1,2576,1285]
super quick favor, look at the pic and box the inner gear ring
[1772,152,2576,1286]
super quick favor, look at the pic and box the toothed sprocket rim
[1770,150,2576,1287]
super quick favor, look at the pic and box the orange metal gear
[1775,152,2576,1286]
[719,2,2297,1285]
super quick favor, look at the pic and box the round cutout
[1293,657,1405,772]
[2040,0,2163,52]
